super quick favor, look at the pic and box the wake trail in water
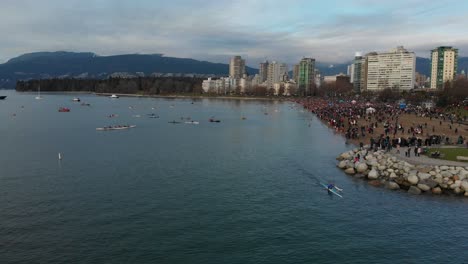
[294,165,327,187]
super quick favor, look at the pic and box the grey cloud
[0,0,467,66]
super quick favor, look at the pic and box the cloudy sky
[1,0,468,66]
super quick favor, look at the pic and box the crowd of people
[295,98,468,154]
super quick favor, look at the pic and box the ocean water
[1,90,467,264]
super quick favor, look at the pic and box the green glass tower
[298,58,315,96]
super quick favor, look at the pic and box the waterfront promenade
[391,146,467,167]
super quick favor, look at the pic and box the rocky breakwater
[336,149,468,196]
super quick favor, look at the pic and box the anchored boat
[96,125,136,131]
[58,107,70,112]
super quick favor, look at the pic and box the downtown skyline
[1,0,468,66]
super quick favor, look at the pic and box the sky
[1,0,468,66]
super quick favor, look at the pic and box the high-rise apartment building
[298,58,315,96]
[352,53,364,93]
[430,46,458,89]
[266,61,287,91]
[347,64,355,83]
[364,46,415,91]
[259,61,269,83]
[292,64,300,83]
[229,56,246,79]
[279,63,289,81]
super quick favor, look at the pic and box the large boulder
[418,166,432,173]
[454,187,463,195]
[441,171,452,178]
[418,172,432,181]
[366,159,378,167]
[368,169,379,180]
[408,186,422,195]
[450,181,462,190]
[425,179,439,189]
[459,170,468,180]
[417,183,431,192]
[355,163,368,173]
[345,167,356,175]
[461,181,468,192]
[338,152,351,160]
[440,165,449,171]
[338,160,347,169]
[386,181,400,190]
[432,187,442,195]
[407,175,419,185]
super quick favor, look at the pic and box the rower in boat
[327,183,343,192]
[320,183,343,198]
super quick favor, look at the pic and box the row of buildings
[203,56,321,95]
[350,46,459,92]
[203,46,461,95]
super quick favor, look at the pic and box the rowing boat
[185,121,199,125]
[320,183,343,198]
[96,125,136,131]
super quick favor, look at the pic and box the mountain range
[2,51,468,89]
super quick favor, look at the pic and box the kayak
[320,183,343,198]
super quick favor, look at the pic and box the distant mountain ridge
[2,51,468,89]
[0,51,258,88]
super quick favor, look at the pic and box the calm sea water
[1,90,467,264]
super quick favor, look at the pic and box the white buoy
[58,153,62,160]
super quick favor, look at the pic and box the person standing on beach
[407,147,411,157]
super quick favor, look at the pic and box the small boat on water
[72,97,81,102]
[58,107,70,112]
[209,118,221,123]
[110,94,119,98]
[185,121,199,125]
[35,86,43,100]
[0,96,6,100]
[168,120,181,124]
[108,114,118,118]
[96,125,136,131]
[320,183,343,198]
[148,113,159,118]
[81,103,91,106]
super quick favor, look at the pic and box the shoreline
[293,99,468,197]
[93,92,285,101]
[336,148,468,197]
[14,90,286,101]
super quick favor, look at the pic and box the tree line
[16,77,204,95]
